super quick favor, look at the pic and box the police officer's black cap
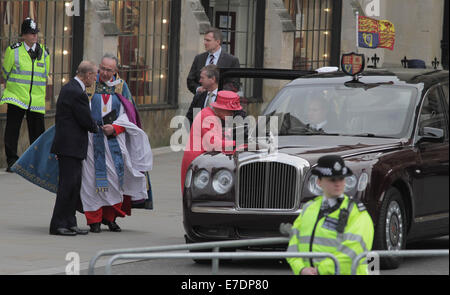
[311,155,353,178]
[21,18,39,36]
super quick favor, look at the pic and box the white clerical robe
[80,96,153,212]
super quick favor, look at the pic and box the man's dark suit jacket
[186,89,248,129]
[186,91,209,126]
[51,78,98,159]
[187,50,240,95]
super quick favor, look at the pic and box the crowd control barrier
[351,249,449,275]
[104,251,340,275]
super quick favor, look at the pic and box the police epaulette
[357,203,367,211]
[349,197,367,212]
[355,200,367,212]
[10,42,22,49]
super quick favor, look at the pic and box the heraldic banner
[358,16,395,50]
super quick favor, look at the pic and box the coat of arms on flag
[358,16,395,50]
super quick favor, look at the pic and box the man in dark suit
[187,27,240,95]
[49,61,99,236]
[186,65,219,126]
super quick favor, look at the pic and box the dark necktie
[28,48,35,59]
[209,54,215,65]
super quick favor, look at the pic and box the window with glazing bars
[284,0,334,70]
[0,0,73,113]
[202,0,259,100]
[106,0,172,106]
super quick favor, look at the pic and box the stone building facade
[0,0,447,167]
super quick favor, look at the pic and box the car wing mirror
[418,127,445,144]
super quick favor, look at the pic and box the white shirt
[205,47,222,66]
[203,88,218,108]
[23,42,37,52]
[312,120,328,130]
[323,194,344,208]
[74,76,86,91]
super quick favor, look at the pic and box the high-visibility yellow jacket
[287,195,374,275]
[1,42,50,114]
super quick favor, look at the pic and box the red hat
[210,90,242,111]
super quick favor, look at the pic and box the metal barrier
[88,237,290,275]
[351,249,450,275]
[104,251,340,275]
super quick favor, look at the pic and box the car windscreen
[262,84,418,138]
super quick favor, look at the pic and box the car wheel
[374,187,407,270]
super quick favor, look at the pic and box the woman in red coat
[181,90,242,192]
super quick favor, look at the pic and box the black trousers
[4,103,45,167]
[49,156,83,230]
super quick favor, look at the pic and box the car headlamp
[212,169,234,194]
[357,172,369,192]
[185,169,193,189]
[194,170,210,189]
[344,175,358,192]
[307,175,323,195]
[307,174,358,195]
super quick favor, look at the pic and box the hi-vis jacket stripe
[0,97,45,112]
[13,45,49,78]
[1,43,50,114]
[286,195,374,275]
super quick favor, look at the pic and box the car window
[263,84,418,138]
[418,87,448,139]
[236,78,292,115]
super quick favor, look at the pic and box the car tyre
[374,187,407,270]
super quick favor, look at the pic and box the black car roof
[219,68,448,89]
[288,68,448,88]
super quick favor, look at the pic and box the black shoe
[69,226,89,235]
[50,228,77,236]
[6,166,13,173]
[102,219,121,232]
[89,223,101,233]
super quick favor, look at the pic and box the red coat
[181,107,234,192]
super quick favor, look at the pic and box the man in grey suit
[187,27,240,95]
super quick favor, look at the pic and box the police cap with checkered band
[311,155,353,178]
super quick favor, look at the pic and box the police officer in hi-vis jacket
[286,155,374,275]
[1,18,50,172]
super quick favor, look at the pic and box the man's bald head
[77,61,97,76]
[76,61,98,87]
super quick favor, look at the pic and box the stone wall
[2,0,445,168]
[250,0,295,116]
[383,0,444,68]
[177,0,209,119]
[340,0,445,69]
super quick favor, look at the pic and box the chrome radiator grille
[238,162,297,209]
